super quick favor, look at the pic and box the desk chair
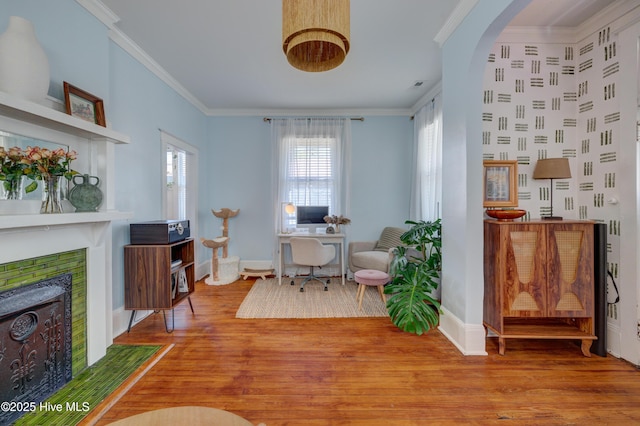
[289,237,336,292]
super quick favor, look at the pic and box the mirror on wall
[0,130,70,201]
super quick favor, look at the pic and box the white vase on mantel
[0,16,50,103]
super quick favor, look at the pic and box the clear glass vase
[40,175,63,213]
[0,175,24,200]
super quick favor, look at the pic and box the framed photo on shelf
[63,81,106,127]
[483,160,518,208]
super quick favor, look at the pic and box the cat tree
[201,208,240,285]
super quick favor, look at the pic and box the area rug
[236,278,390,318]
[15,344,171,426]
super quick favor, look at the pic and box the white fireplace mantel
[0,91,132,366]
[0,211,131,230]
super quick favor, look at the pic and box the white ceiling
[99,0,619,115]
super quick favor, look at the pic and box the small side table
[354,269,390,310]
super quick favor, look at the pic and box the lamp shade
[284,203,296,214]
[282,0,350,72]
[532,158,571,180]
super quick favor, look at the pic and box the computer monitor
[296,205,329,233]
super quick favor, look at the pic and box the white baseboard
[240,259,273,270]
[607,322,622,358]
[112,306,152,338]
[197,259,274,281]
[196,261,209,281]
[438,306,488,356]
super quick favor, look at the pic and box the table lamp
[281,202,296,233]
[532,158,571,220]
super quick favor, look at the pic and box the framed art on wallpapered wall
[483,160,518,208]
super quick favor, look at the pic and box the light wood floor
[95,278,640,425]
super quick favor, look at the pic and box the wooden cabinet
[483,220,596,356]
[124,238,195,332]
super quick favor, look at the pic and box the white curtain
[271,118,352,274]
[272,117,351,221]
[410,95,442,221]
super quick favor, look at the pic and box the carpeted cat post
[201,208,240,285]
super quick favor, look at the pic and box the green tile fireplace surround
[0,249,88,375]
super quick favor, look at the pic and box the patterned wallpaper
[482,27,622,323]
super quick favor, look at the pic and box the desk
[278,233,345,285]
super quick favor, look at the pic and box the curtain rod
[263,117,364,122]
[410,96,437,120]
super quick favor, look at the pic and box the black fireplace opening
[0,273,72,425]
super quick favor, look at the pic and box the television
[296,205,329,232]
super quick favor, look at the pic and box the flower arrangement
[323,214,351,226]
[23,146,77,180]
[0,145,78,208]
[0,146,27,197]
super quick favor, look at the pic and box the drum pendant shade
[282,0,350,72]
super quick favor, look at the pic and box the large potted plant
[385,219,442,335]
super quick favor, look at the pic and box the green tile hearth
[14,344,161,426]
[0,249,88,375]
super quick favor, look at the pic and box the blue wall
[350,116,412,241]
[0,0,209,310]
[0,0,415,314]
[0,1,109,104]
[206,115,413,265]
[108,42,209,309]
[206,117,273,261]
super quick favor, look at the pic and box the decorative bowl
[485,209,526,221]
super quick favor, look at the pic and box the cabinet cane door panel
[546,224,594,318]
[503,224,547,317]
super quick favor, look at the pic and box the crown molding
[410,82,442,116]
[206,108,411,118]
[434,0,479,47]
[575,0,640,42]
[75,0,119,27]
[76,0,209,115]
[497,26,577,44]
[107,29,209,114]
[499,0,640,44]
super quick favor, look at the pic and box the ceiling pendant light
[282,0,350,72]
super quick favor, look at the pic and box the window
[272,118,351,231]
[286,137,335,206]
[161,130,198,237]
[166,146,187,219]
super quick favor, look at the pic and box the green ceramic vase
[68,174,103,212]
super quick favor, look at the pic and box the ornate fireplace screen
[0,273,72,425]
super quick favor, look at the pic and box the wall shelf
[0,91,129,144]
[0,90,131,216]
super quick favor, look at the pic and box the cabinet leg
[580,340,593,357]
[498,337,506,355]
[187,295,195,315]
[127,310,136,333]
[162,309,175,333]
